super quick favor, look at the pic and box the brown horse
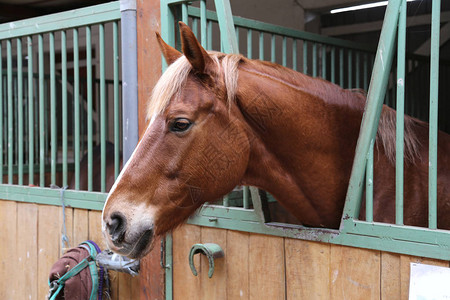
[102,23,450,259]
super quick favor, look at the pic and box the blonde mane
[147,52,242,121]
[147,52,421,164]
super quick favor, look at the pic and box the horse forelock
[146,52,243,122]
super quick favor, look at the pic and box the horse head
[102,23,251,258]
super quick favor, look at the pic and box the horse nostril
[108,212,127,244]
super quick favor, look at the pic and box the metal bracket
[189,243,224,278]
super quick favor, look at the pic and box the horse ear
[179,21,212,73]
[155,32,182,65]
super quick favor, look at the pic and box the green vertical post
[223,194,229,207]
[355,52,360,89]
[86,26,93,192]
[271,34,275,63]
[200,0,207,48]
[100,23,106,193]
[214,0,239,54]
[247,29,252,59]
[7,39,13,184]
[0,44,2,183]
[365,139,374,222]
[339,49,344,87]
[396,0,406,225]
[165,234,173,300]
[303,41,308,75]
[50,32,56,186]
[207,21,212,51]
[292,39,297,71]
[17,38,23,185]
[27,37,33,185]
[348,49,353,89]
[312,43,317,77]
[282,36,287,67]
[322,45,326,79]
[192,18,198,37]
[38,34,45,187]
[331,47,336,83]
[181,3,188,24]
[243,186,250,209]
[62,31,68,187]
[428,0,440,229]
[113,21,120,179]
[73,28,80,190]
[259,32,264,60]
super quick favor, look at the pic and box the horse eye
[170,118,192,133]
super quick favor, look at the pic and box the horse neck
[235,64,364,228]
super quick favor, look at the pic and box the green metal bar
[86,26,93,192]
[50,32,56,185]
[365,140,374,222]
[348,49,352,89]
[428,0,440,229]
[38,34,44,187]
[100,23,106,193]
[62,30,68,187]
[270,34,275,62]
[165,234,173,300]
[312,43,317,77]
[0,2,120,40]
[259,32,264,60]
[27,37,32,185]
[396,0,406,225]
[339,49,344,87]
[292,39,297,71]
[181,3,188,24]
[192,18,198,37]
[303,41,307,74]
[17,38,23,185]
[0,43,2,183]
[322,45,326,79]
[113,21,120,179]
[73,28,80,190]
[355,52,360,89]
[214,0,239,54]
[161,0,176,70]
[243,186,250,209]
[282,36,287,67]
[207,20,212,51]
[223,194,229,207]
[200,0,207,48]
[331,47,335,83]
[342,0,401,225]
[247,29,252,59]
[7,39,13,184]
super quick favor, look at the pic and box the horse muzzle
[102,211,155,259]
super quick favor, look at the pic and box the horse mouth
[105,228,155,259]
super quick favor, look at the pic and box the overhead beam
[322,11,450,36]
[300,0,372,11]
[414,22,450,55]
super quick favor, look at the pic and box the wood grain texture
[16,203,38,300]
[200,227,228,300]
[226,230,249,300]
[330,245,380,300]
[249,234,285,300]
[73,208,89,246]
[285,239,331,300]
[173,224,201,300]
[37,204,60,299]
[0,201,17,299]
[381,252,401,300]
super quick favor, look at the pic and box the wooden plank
[0,200,17,299]
[88,210,105,248]
[59,206,73,252]
[200,227,227,300]
[381,252,401,300]
[400,255,449,300]
[130,274,140,299]
[37,204,60,299]
[226,230,249,300]
[140,236,165,299]
[16,203,38,300]
[330,245,380,300]
[73,208,89,246]
[285,239,330,299]
[173,224,201,300]
[249,234,285,300]
[118,272,132,299]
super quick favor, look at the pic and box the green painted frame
[160,0,450,266]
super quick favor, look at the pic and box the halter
[48,240,101,300]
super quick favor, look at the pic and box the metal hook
[189,243,224,278]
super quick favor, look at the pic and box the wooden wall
[173,224,450,300]
[0,200,140,299]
